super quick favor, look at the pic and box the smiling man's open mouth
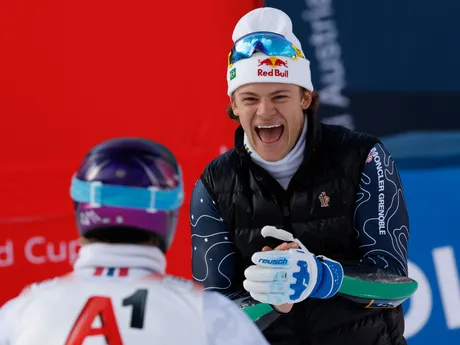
[254,124,284,144]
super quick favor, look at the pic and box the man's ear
[301,90,312,110]
[230,95,240,116]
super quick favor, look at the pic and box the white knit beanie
[227,7,314,96]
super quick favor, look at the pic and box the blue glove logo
[289,261,309,300]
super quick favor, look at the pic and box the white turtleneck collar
[73,243,166,276]
[244,116,307,189]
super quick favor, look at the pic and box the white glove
[243,226,343,305]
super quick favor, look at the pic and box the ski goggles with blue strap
[228,31,305,66]
[70,172,184,213]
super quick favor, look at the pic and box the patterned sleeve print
[354,143,409,276]
[191,179,239,294]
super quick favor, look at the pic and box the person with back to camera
[0,137,270,345]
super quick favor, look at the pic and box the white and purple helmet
[70,138,183,251]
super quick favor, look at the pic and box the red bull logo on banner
[257,57,289,78]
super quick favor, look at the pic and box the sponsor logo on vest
[319,191,330,207]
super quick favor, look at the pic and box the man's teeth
[256,124,282,129]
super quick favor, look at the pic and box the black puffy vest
[201,116,407,345]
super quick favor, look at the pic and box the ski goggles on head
[228,31,305,66]
[70,173,184,212]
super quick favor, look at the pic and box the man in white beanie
[191,7,412,345]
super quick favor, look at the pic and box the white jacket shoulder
[203,291,269,345]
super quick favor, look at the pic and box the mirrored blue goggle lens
[228,32,304,65]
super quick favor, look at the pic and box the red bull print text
[257,57,289,78]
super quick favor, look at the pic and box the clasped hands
[243,226,344,313]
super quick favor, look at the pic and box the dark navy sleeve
[354,143,409,276]
[190,179,239,295]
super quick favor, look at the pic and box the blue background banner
[399,164,460,343]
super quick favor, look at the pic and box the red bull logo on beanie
[257,57,289,78]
